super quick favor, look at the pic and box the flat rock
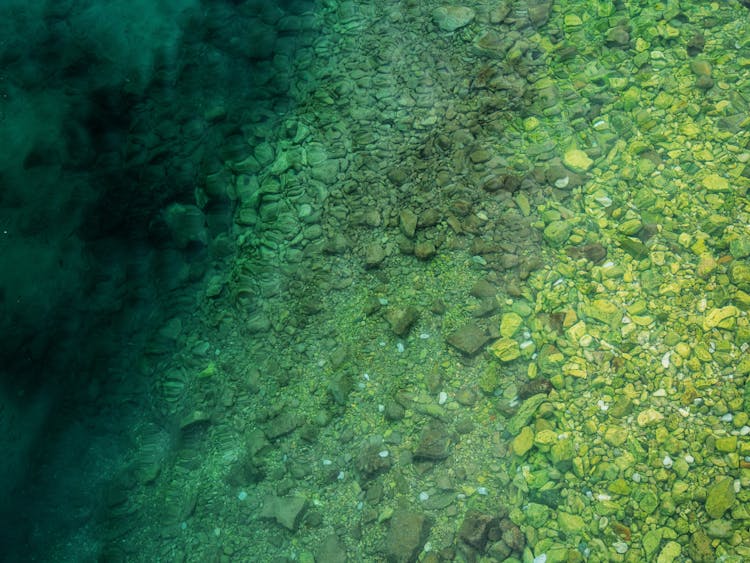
[260,494,307,531]
[384,306,419,337]
[446,323,489,355]
[705,477,735,519]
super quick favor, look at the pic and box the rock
[525,503,551,527]
[432,6,475,32]
[385,306,419,337]
[562,148,593,172]
[507,394,547,435]
[470,280,497,298]
[414,241,436,260]
[355,437,392,479]
[585,298,621,328]
[543,220,572,246]
[702,173,729,192]
[656,540,681,563]
[636,408,664,427]
[730,235,750,258]
[459,510,497,550]
[688,529,714,561]
[705,477,735,518]
[702,305,738,330]
[260,494,307,531]
[603,426,628,446]
[413,422,451,460]
[705,519,732,539]
[500,313,523,338]
[364,242,386,268]
[715,436,737,452]
[265,411,303,440]
[512,426,534,456]
[528,1,552,26]
[446,323,490,355]
[316,534,347,563]
[385,510,429,563]
[729,261,750,291]
[164,203,208,248]
[489,338,520,362]
[557,512,585,535]
[400,209,418,238]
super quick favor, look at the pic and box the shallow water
[2,1,750,561]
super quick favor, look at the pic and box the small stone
[432,6,476,32]
[525,503,551,527]
[730,235,750,259]
[585,299,621,328]
[446,323,490,355]
[705,477,735,518]
[413,422,451,460]
[705,519,733,539]
[563,148,593,172]
[729,261,750,291]
[690,59,712,77]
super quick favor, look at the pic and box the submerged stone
[432,6,475,32]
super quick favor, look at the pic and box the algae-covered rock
[507,394,547,435]
[500,312,524,338]
[489,337,520,362]
[702,173,729,192]
[656,540,681,563]
[512,426,534,456]
[729,260,750,291]
[525,503,551,527]
[584,298,622,328]
[705,477,735,518]
[557,512,585,535]
[432,6,475,31]
[702,306,738,331]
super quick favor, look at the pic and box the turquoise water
[2,0,750,561]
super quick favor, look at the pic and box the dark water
[2,1,750,561]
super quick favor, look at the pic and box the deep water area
[3,1,750,562]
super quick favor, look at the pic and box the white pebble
[632,472,641,483]
[734,479,741,493]
[555,175,569,188]
[684,454,694,464]
[378,404,385,412]
[419,333,430,339]
[438,391,448,405]
[418,491,429,501]
[378,298,388,305]
[663,455,673,468]
[721,413,733,422]
[740,426,750,436]
[322,459,333,465]
[477,487,488,496]
[533,554,547,563]
[653,388,666,397]
[378,450,389,458]
[363,372,370,381]
[396,342,405,353]
[661,351,671,368]
[238,491,248,501]
[337,471,345,481]
[597,399,609,412]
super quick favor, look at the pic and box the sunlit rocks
[432,6,475,32]
[562,148,593,173]
[543,220,572,246]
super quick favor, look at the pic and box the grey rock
[385,510,430,563]
[260,494,307,531]
[365,242,386,268]
[432,6,475,32]
[385,306,419,336]
[446,323,490,355]
[413,422,451,460]
[400,209,418,238]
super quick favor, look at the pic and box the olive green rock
[702,173,729,192]
[525,503,551,527]
[705,477,735,519]
[557,512,585,535]
[715,436,737,452]
[563,148,594,172]
[730,236,750,259]
[512,426,534,456]
[604,426,628,446]
[500,312,524,338]
[507,393,547,435]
